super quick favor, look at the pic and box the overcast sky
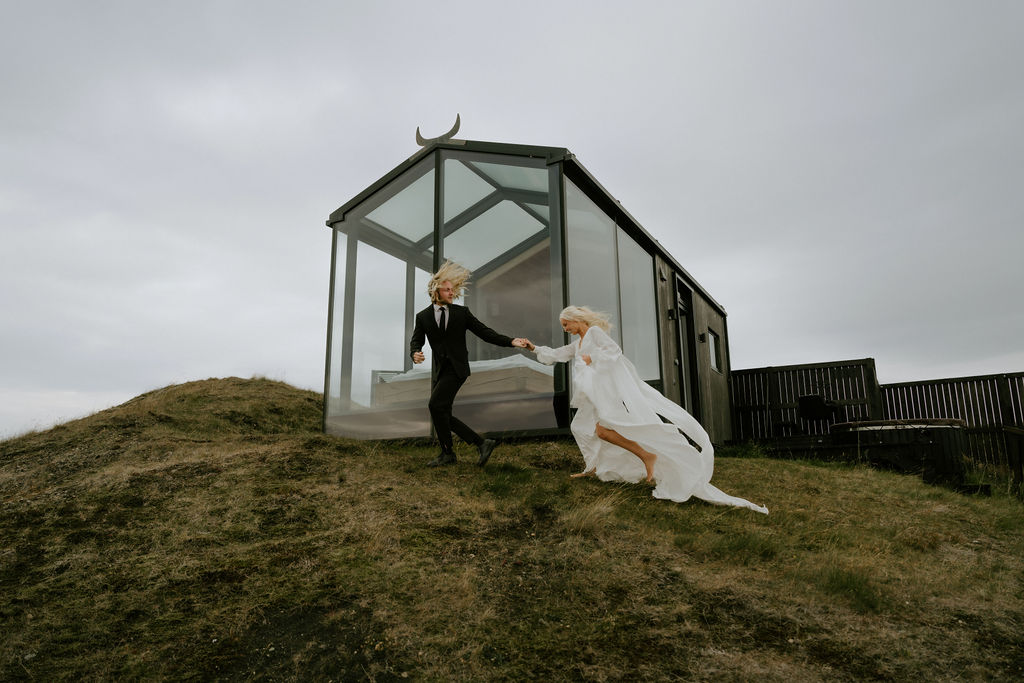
[2,1,1022,438]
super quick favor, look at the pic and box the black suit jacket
[410,304,514,380]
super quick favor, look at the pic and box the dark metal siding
[692,295,732,444]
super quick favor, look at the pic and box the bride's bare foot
[570,469,596,479]
[639,451,657,483]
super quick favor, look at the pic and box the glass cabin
[324,139,733,443]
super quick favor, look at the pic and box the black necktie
[439,307,446,331]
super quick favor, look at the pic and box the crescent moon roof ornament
[415,113,461,146]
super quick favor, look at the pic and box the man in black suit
[410,261,529,467]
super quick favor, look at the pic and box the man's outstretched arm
[464,309,515,347]
[410,316,426,363]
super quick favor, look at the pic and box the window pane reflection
[565,179,620,345]
[444,160,495,222]
[445,200,545,271]
[364,166,435,244]
[439,154,560,432]
[326,151,564,439]
[709,329,722,372]
[617,229,660,381]
[469,162,548,192]
[350,244,409,408]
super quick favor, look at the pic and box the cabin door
[674,280,701,420]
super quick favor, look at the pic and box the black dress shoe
[476,438,496,467]
[428,451,457,467]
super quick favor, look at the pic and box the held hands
[512,337,534,351]
[581,354,592,365]
[416,339,532,363]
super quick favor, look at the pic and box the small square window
[708,329,722,372]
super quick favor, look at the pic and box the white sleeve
[533,343,576,365]
[584,327,622,366]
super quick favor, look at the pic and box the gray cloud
[3,0,1022,437]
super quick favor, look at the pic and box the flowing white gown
[533,326,768,514]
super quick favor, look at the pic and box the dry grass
[2,377,1024,681]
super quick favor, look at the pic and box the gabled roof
[327,139,572,225]
[326,138,725,315]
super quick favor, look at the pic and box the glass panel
[564,178,621,345]
[444,159,497,222]
[469,162,548,193]
[709,329,722,371]
[414,268,431,315]
[350,244,410,408]
[326,151,565,439]
[325,238,434,439]
[617,229,660,381]
[445,200,545,271]
[432,153,560,432]
[471,237,555,356]
[364,169,435,243]
[524,203,547,219]
[341,155,435,307]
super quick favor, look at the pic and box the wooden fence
[730,363,1024,494]
[730,359,882,440]
[880,373,1024,490]
[880,373,1023,427]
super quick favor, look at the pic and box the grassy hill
[2,377,1023,681]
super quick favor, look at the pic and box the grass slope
[2,377,1023,681]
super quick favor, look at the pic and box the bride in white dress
[525,306,768,514]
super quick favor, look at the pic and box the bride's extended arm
[531,342,576,365]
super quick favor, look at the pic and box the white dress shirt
[433,304,448,329]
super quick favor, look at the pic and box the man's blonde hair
[559,305,613,332]
[428,260,471,302]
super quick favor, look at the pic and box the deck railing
[730,359,882,440]
[879,373,1024,493]
[730,363,1024,495]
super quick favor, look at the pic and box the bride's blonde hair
[428,260,471,302]
[559,305,612,332]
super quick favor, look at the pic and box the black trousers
[428,358,481,452]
